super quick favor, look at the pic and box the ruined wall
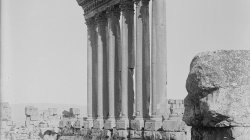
[0,102,14,140]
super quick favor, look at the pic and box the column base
[116,118,129,130]
[131,118,144,130]
[83,118,93,129]
[104,118,116,130]
[145,118,162,131]
[93,118,104,129]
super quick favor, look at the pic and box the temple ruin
[77,0,167,130]
[70,0,190,139]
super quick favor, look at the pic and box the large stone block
[116,130,129,138]
[48,108,57,116]
[73,120,82,129]
[1,102,11,121]
[192,127,250,140]
[70,108,80,115]
[144,131,162,140]
[129,130,143,139]
[160,131,188,140]
[130,118,144,130]
[145,119,162,131]
[104,119,116,130]
[25,106,38,116]
[30,114,40,121]
[83,120,93,129]
[162,120,186,132]
[93,119,104,129]
[184,50,250,127]
[116,119,129,130]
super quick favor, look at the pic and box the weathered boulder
[183,50,250,127]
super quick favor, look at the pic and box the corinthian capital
[120,0,134,13]
[134,0,150,6]
[95,12,107,33]
[106,5,121,20]
[85,17,96,31]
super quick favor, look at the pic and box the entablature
[76,0,121,19]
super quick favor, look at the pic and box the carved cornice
[77,0,120,19]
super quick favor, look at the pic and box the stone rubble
[0,104,83,140]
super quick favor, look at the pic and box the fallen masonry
[183,50,250,140]
[0,105,83,140]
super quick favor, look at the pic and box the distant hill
[10,103,87,124]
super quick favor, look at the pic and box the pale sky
[1,0,250,107]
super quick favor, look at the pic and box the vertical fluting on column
[116,0,135,130]
[93,12,107,129]
[145,0,167,131]
[85,17,96,128]
[104,5,121,130]
[131,0,150,130]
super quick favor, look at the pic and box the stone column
[84,17,96,128]
[93,13,107,129]
[131,0,150,131]
[116,0,135,130]
[104,5,120,130]
[145,0,167,131]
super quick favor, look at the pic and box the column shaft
[135,0,143,119]
[117,0,134,129]
[121,0,135,119]
[104,6,121,130]
[85,18,96,128]
[135,0,150,119]
[86,19,93,119]
[94,13,107,129]
[108,11,116,120]
[97,25,104,119]
[131,0,150,130]
[145,0,167,131]
[108,6,120,119]
[151,0,167,119]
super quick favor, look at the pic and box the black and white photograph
[0,0,250,140]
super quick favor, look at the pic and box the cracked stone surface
[183,50,250,127]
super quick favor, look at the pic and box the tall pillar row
[83,0,167,131]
